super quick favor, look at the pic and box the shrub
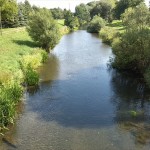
[27,9,61,51]
[87,15,105,33]
[99,26,119,45]
[41,51,49,63]
[112,28,150,73]
[22,53,42,69]
[23,65,39,86]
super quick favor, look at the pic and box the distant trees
[50,8,64,19]
[0,0,33,28]
[64,10,79,30]
[0,0,18,27]
[27,9,61,51]
[75,3,91,25]
[114,0,144,19]
[18,0,32,26]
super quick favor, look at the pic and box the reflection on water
[1,30,150,150]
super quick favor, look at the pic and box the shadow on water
[27,64,150,131]
[109,69,150,144]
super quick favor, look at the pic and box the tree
[0,0,18,27]
[75,3,90,25]
[69,16,79,29]
[64,10,79,30]
[87,15,105,33]
[114,0,144,19]
[0,0,5,34]
[27,9,61,51]
[50,8,64,19]
[24,0,32,23]
[121,4,150,30]
[90,0,115,22]
[112,3,150,74]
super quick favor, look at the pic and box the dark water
[1,30,150,150]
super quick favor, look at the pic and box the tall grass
[0,79,23,132]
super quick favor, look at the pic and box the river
[0,30,150,150]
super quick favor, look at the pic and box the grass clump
[0,80,23,132]
[23,65,39,86]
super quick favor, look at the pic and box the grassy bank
[0,27,47,133]
[0,20,67,133]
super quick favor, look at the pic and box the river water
[1,30,150,150]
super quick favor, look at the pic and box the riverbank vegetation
[0,0,69,133]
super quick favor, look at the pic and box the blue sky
[17,0,149,12]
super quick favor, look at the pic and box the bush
[99,26,119,45]
[87,15,105,33]
[27,9,61,51]
[112,28,150,73]
[41,51,49,63]
[21,64,39,86]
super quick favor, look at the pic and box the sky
[17,0,149,12]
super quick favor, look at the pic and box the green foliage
[87,15,105,33]
[64,10,79,30]
[41,51,48,63]
[50,8,64,19]
[75,3,91,25]
[112,4,150,77]
[0,80,23,131]
[27,9,61,51]
[23,65,39,86]
[3,81,23,102]
[99,26,120,45]
[1,0,18,27]
[114,0,144,19]
[121,3,150,30]
[88,0,117,22]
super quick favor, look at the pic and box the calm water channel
[1,30,150,150]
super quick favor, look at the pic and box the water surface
[1,30,150,150]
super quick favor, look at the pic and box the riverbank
[99,19,150,87]
[0,21,69,134]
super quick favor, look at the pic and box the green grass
[107,20,125,33]
[56,19,69,35]
[0,27,42,74]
